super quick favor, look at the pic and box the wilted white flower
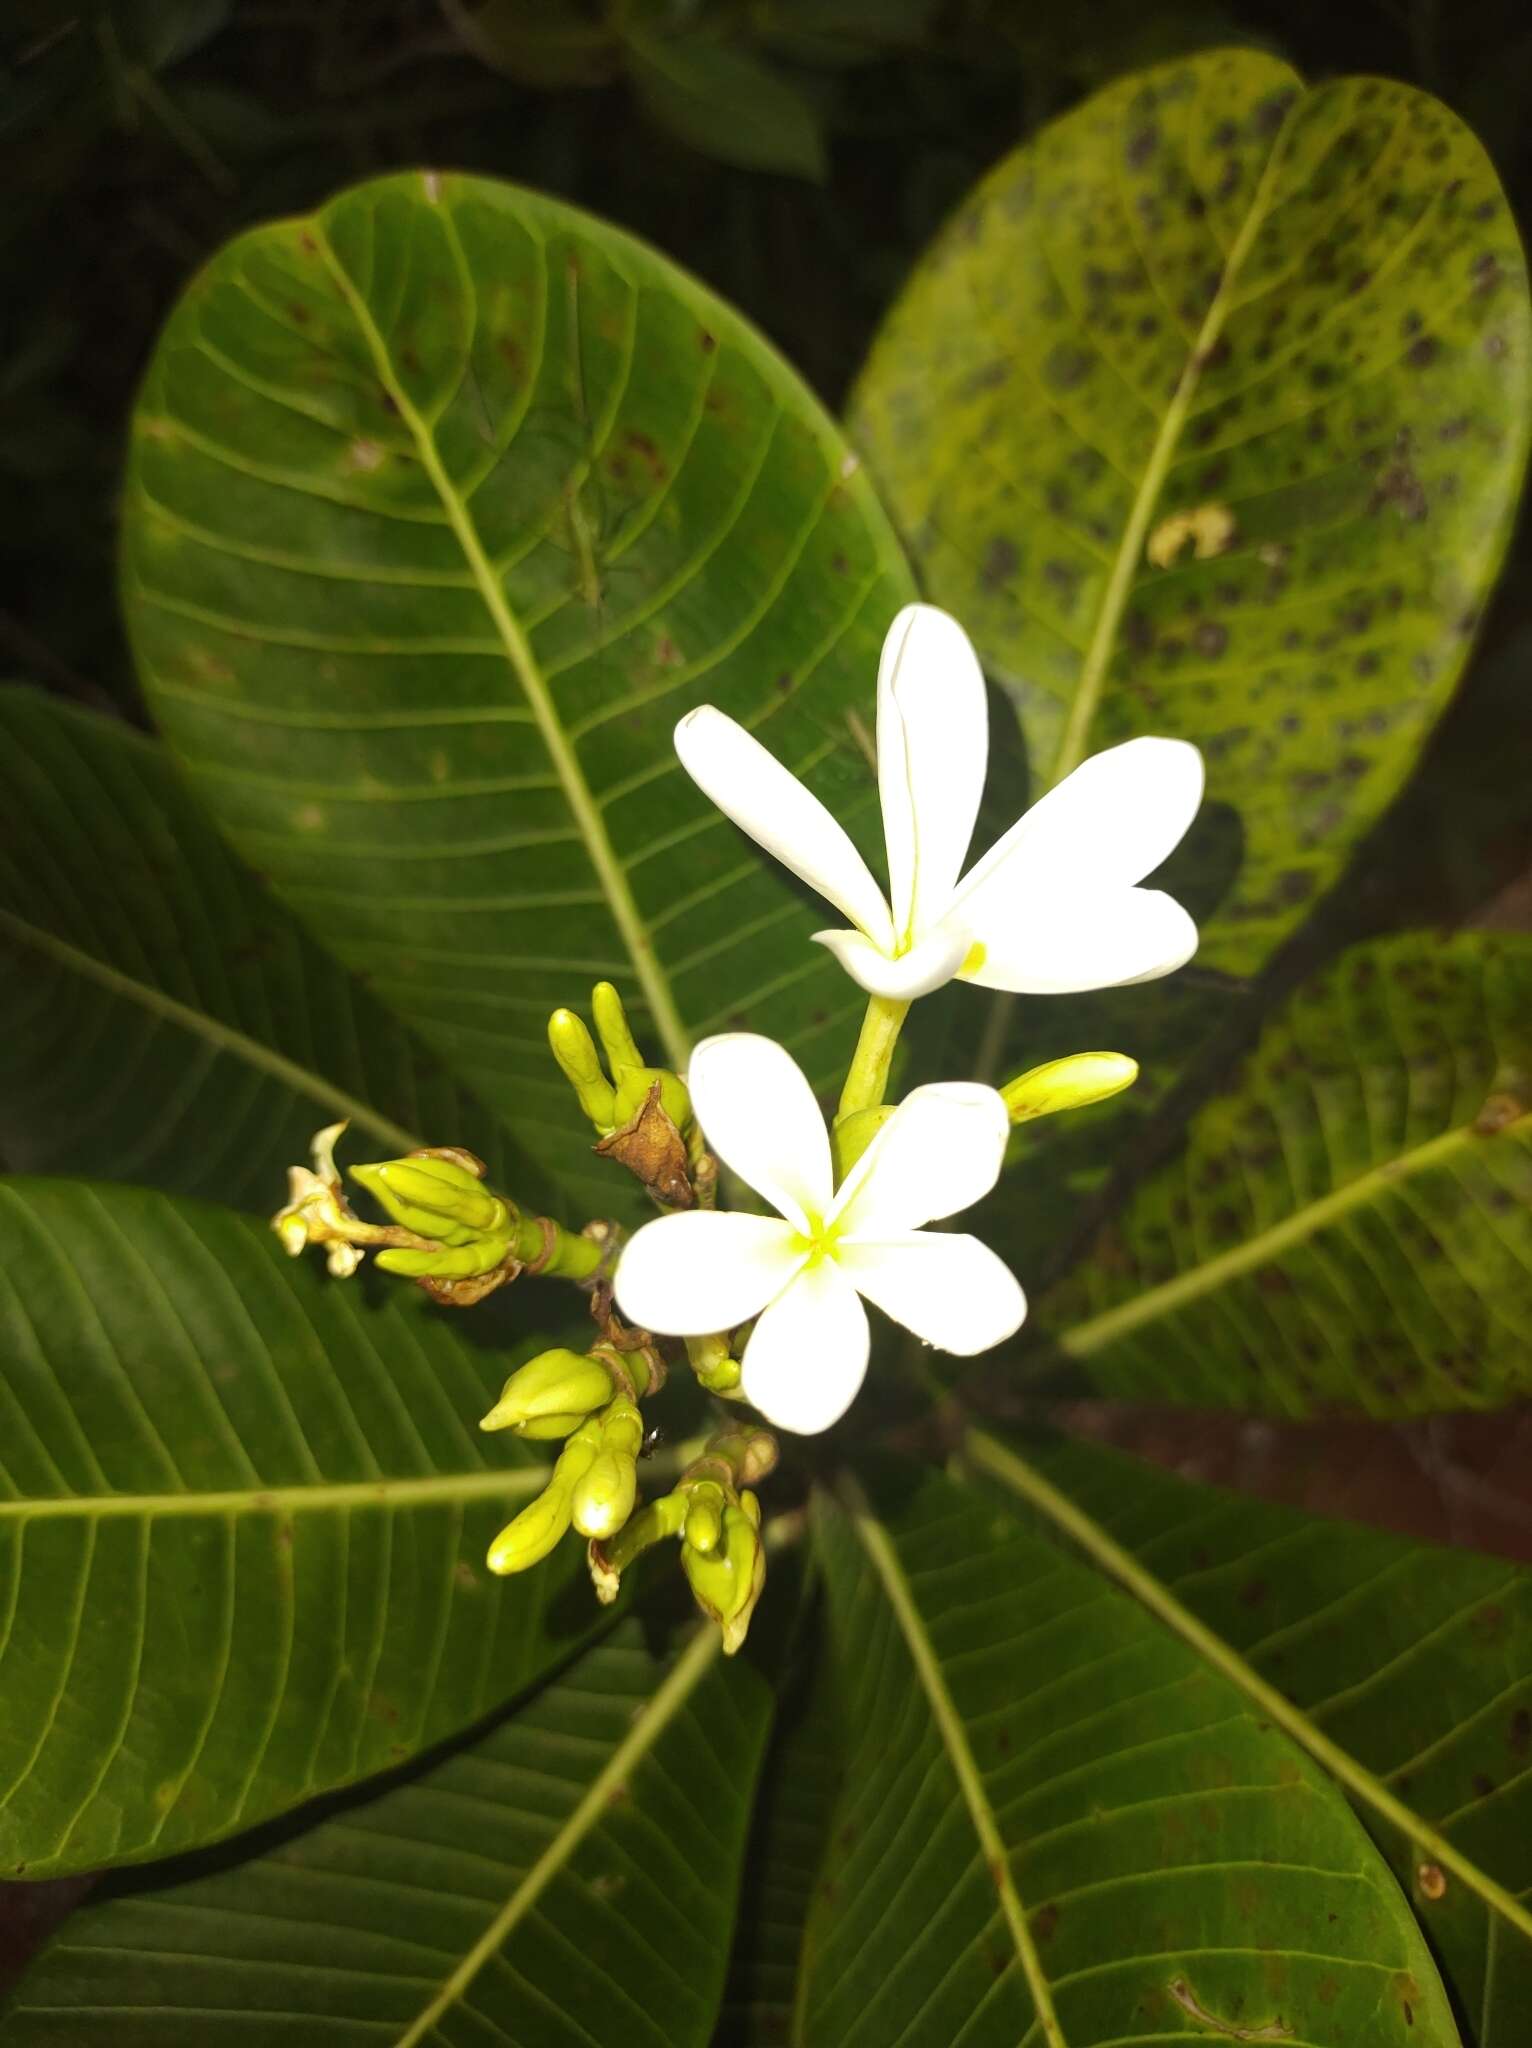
[615,1034,1025,1434]
[675,603,1204,1002]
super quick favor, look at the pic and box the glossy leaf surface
[0,1178,590,1876]
[4,1619,771,2045]
[123,172,914,1210]
[851,48,1531,970]
[849,49,1531,1259]
[803,1462,1457,2046]
[0,689,546,1211]
[1020,1436,1532,2043]
[1043,932,1532,1414]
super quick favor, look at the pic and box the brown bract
[594,1081,694,1208]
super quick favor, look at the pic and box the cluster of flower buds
[272,1127,605,1303]
[549,982,703,1209]
[477,1341,776,1654]
[479,1342,661,1572]
[589,1425,777,1655]
[272,1122,441,1278]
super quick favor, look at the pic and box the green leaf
[848,48,1532,1243]
[1041,932,1532,1415]
[714,1609,841,2044]
[441,0,620,89]
[805,1461,1459,2046]
[122,171,910,1210]
[624,32,828,182]
[851,48,1531,965]
[3,1617,772,2046]
[0,689,553,1212]
[1010,1436,1532,2044]
[0,1177,598,1877]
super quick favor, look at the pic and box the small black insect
[640,1423,664,1460]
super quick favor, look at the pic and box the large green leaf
[713,1608,841,2045]
[848,48,1531,1255]
[0,1177,596,1877]
[0,688,555,1212]
[122,171,914,1208]
[804,1460,1458,2046]
[3,1617,772,2046]
[1039,931,1532,1415]
[1008,1436,1532,2044]
[851,47,1531,967]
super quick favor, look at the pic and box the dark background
[3,0,1531,1987]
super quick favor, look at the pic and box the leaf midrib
[1046,69,1300,787]
[1055,1107,1532,1357]
[837,1475,1068,2048]
[964,1428,1532,1958]
[975,76,1300,1089]
[0,907,422,1156]
[394,1621,720,2048]
[0,1467,545,1524]
[312,210,692,1072]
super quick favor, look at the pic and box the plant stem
[507,1211,605,1282]
[837,994,911,1123]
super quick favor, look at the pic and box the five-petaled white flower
[614,1033,1025,1435]
[675,603,1205,1002]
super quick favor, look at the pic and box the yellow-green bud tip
[1001,1052,1139,1124]
[350,1156,504,1236]
[480,1349,613,1433]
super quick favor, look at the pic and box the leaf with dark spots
[1043,931,1532,1420]
[849,49,1530,1269]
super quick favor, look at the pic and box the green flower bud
[588,1491,687,1603]
[591,980,647,1082]
[486,1476,574,1575]
[695,1352,742,1395]
[832,1104,895,1180]
[485,1420,602,1575]
[571,1450,637,1540]
[349,1155,507,1242]
[682,1493,764,1653]
[547,1009,617,1128]
[479,1348,614,1434]
[683,1478,726,1556]
[1001,1052,1139,1124]
[598,1394,645,1461]
[611,1065,692,1136]
[514,1411,598,1441]
[375,1239,511,1280]
[731,1430,779,1489]
[719,1493,767,1655]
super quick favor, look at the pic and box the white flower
[674,603,1205,1002]
[614,1034,1025,1435]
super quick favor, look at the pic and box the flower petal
[953,735,1204,908]
[877,604,987,943]
[831,1081,1010,1237]
[675,706,895,950]
[956,886,1198,994]
[615,1211,804,1336]
[838,1232,1026,1354]
[741,1259,870,1434]
[688,1033,834,1232]
[811,924,971,1001]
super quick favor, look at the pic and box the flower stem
[506,1210,605,1282]
[836,994,911,1123]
